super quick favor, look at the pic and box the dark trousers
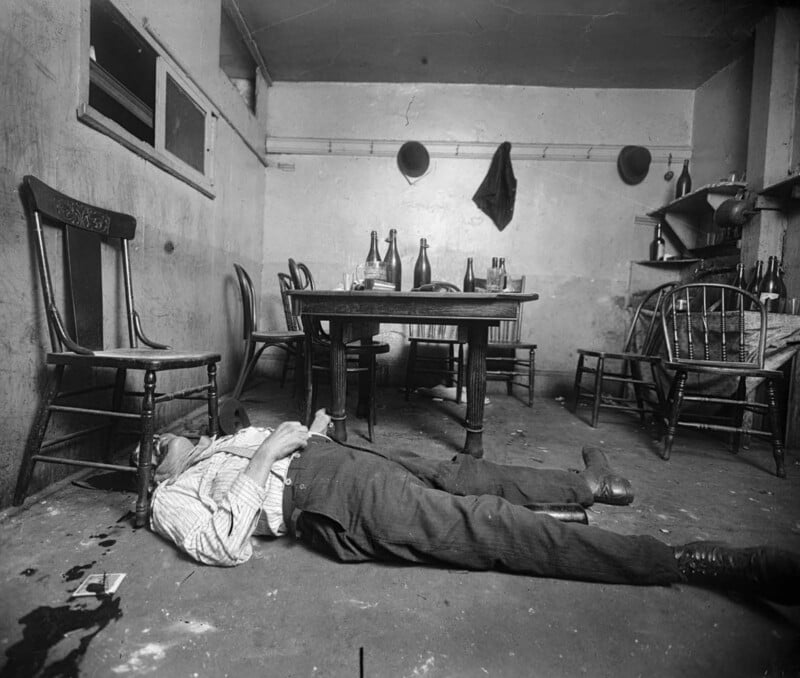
[283,438,680,586]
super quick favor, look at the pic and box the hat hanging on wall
[617,145,652,185]
[397,141,430,183]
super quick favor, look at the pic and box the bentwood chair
[485,275,537,406]
[14,175,220,526]
[232,263,304,400]
[573,282,677,427]
[658,282,786,477]
[405,282,466,403]
[285,259,390,441]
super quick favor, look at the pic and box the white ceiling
[233,0,776,89]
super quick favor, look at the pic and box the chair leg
[456,344,465,404]
[232,339,257,401]
[572,355,584,413]
[135,370,157,528]
[104,367,127,461]
[765,379,786,478]
[590,356,604,428]
[527,346,535,407]
[279,346,290,388]
[629,360,647,423]
[207,362,219,437]
[405,341,418,401]
[732,376,747,454]
[446,345,455,387]
[661,371,687,461]
[304,336,314,426]
[14,365,64,506]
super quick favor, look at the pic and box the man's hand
[244,421,308,486]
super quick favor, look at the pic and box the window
[79,0,216,197]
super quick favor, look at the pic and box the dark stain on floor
[0,596,122,678]
[61,563,96,582]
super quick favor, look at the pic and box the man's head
[130,434,196,484]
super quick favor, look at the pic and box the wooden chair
[658,282,785,477]
[285,259,390,441]
[14,175,220,526]
[485,276,537,406]
[405,282,466,403]
[572,282,676,427]
[231,263,304,400]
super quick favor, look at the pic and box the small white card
[71,573,126,597]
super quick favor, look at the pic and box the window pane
[164,74,206,174]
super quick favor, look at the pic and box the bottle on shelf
[675,159,692,199]
[413,238,431,289]
[498,257,508,290]
[384,229,402,291]
[759,255,785,313]
[463,257,475,292]
[649,222,666,261]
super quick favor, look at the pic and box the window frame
[78,0,216,198]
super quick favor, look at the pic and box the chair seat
[251,330,304,344]
[408,337,464,346]
[662,360,782,379]
[577,347,660,363]
[489,341,538,350]
[47,348,221,370]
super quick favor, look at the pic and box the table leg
[356,336,372,419]
[463,323,488,458]
[329,319,348,442]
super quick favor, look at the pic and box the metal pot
[714,199,754,227]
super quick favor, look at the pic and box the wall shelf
[647,181,747,219]
[760,174,800,201]
[633,258,701,267]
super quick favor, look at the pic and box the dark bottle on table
[463,257,475,292]
[746,259,764,309]
[675,159,692,199]
[366,230,382,264]
[384,228,402,290]
[649,223,666,261]
[759,255,784,313]
[413,238,431,289]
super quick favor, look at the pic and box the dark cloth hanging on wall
[472,141,517,231]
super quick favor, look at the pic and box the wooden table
[288,289,539,457]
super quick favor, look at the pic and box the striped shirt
[150,427,292,566]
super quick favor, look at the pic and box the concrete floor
[2,380,800,678]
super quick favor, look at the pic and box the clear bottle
[413,238,431,289]
[463,257,475,292]
[675,159,692,199]
[759,255,783,313]
[498,257,508,290]
[487,256,500,291]
[384,229,402,291]
[366,230,382,264]
[649,223,666,261]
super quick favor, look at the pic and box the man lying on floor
[147,410,799,605]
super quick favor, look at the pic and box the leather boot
[674,541,800,605]
[579,446,634,506]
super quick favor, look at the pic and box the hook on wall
[586,146,593,160]
[542,145,548,159]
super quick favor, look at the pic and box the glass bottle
[463,257,475,292]
[649,223,666,261]
[498,257,508,290]
[746,259,764,309]
[487,256,499,291]
[759,255,783,313]
[675,159,692,199]
[413,238,431,289]
[366,230,382,264]
[384,229,402,291]
[726,262,746,310]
